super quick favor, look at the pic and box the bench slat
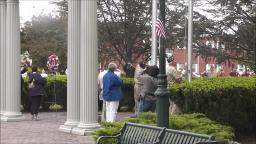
[120,123,164,144]
[160,129,214,144]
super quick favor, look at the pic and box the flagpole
[158,36,160,66]
[151,0,158,65]
[155,0,169,128]
[187,0,193,82]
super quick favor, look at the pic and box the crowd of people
[201,65,255,78]
[98,61,255,122]
[22,61,254,123]
[98,61,183,122]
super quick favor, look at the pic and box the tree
[21,14,67,71]
[51,0,68,17]
[44,0,256,71]
[195,0,256,70]
[52,0,152,66]
[98,0,152,65]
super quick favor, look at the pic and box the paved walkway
[0,112,133,144]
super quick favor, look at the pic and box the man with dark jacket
[28,65,47,120]
[138,65,159,112]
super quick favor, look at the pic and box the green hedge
[22,75,256,135]
[22,75,67,111]
[169,77,256,133]
[21,75,135,111]
[92,112,234,144]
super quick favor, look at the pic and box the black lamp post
[154,0,170,128]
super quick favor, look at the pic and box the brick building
[169,48,245,76]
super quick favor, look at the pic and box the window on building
[220,42,225,49]
[216,41,219,49]
[206,64,215,71]
[211,41,215,48]
[237,64,245,72]
[192,64,199,73]
[216,64,223,72]
[206,40,209,45]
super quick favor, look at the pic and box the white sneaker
[31,115,34,120]
[34,114,38,121]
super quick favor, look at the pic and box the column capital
[0,0,6,5]
[84,0,99,1]
[6,0,19,4]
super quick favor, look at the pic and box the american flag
[156,18,166,38]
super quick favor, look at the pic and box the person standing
[133,62,146,117]
[166,61,182,84]
[166,61,182,115]
[98,64,121,122]
[138,65,159,113]
[102,63,123,122]
[28,65,47,120]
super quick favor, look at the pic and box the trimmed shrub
[21,75,134,111]
[92,112,234,143]
[169,77,256,133]
[170,113,234,140]
[22,75,67,111]
[49,103,63,111]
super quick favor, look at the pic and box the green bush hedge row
[92,112,234,144]
[22,75,256,134]
[21,75,135,111]
[169,77,256,133]
[22,75,67,111]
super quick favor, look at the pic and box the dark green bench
[96,122,165,144]
[97,122,215,144]
[160,128,214,144]
[196,141,240,144]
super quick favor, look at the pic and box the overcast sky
[20,0,57,25]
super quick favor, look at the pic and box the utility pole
[151,0,158,65]
[154,0,169,128]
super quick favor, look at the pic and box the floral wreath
[47,53,59,73]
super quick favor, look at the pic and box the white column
[59,0,81,133]
[72,0,100,135]
[0,0,6,116]
[1,0,24,121]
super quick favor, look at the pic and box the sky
[20,0,57,25]
[19,1,216,23]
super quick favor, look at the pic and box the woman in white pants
[102,63,123,122]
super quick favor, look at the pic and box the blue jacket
[103,71,123,101]
[28,72,47,96]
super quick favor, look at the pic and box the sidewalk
[0,112,133,144]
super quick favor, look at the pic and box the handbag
[28,79,35,89]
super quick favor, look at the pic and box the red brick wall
[173,48,237,75]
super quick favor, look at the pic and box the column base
[71,122,101,136]
[1,112,25,122]
[59,121,79,133]
[0,111,5,116]
[59,125,76,133]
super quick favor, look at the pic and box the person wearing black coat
[28,65,47,120]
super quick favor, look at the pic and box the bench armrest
[96,134,121,144]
